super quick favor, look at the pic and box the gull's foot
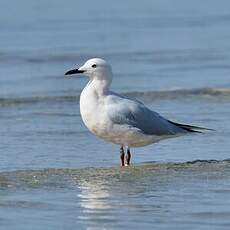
[120,146,125,166]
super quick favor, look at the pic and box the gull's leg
[120,146,125,166]
[126,148,131,166]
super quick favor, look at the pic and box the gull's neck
[85,73,112,97]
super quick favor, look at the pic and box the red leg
[126,148,131,165]
[120,146,125,166]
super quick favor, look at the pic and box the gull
[65,58,210,166]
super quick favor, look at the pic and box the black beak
[65,69,85,75]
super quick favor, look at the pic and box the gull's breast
[80,88,110,136]
[80,92,126,144]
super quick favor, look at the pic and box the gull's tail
[168,120,215,133]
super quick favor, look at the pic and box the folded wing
[107,96,185,136]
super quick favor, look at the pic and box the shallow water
[1,160,230,229]
[1,0,230,229]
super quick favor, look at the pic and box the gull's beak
[65,68,85,76]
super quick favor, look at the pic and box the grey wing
[108,98,183,136]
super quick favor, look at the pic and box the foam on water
[0,159,230,190]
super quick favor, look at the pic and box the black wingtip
[168,120,215,133]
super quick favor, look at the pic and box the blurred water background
[1,0,230,229]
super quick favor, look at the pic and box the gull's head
[65,58,112,80]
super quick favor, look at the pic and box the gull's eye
[92,64,97,68]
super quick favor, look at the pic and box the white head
[65,58,113,82]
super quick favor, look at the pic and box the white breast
[80,82,110,137]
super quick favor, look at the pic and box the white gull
[65,58,209,166]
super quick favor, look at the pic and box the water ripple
[1,87,230,107]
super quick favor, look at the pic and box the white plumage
[65,58,206,165]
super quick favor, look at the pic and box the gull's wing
[106,94,184,136]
